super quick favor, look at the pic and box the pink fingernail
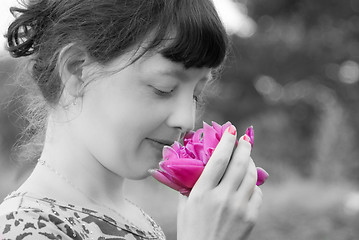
[243,134,251,143]
[228,125,236,135]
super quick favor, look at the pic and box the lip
[147,138,174,147]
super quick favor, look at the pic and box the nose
[166,96,196,133]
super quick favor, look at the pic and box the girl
[0,0,263,239]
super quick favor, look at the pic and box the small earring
[63,98,77,110]
[74,83,84,106]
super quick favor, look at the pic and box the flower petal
[178,147,190,158]
[149,169,185,191]
[172,141,182,152]
[160,159,204,170]
[212,121,223,134]
[185,143,205,161]
[162,146,179,161]
[183,131,195,146]
[192,128,204,143]
[165,165,205,188]
[220,121,233,137]
[256,167,269,186]
[203,148,214,165]
[245,126,254,149]
[179,188,191,197]
[192,143,207,162]
[153,121,259,195]
[203,122,219,154]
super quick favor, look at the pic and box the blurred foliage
[251,180,359,240]
[202,0,359,183]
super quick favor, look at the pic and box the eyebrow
[159,68,211,82]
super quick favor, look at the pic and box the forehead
[136,53,212,81]
[99,50,211,82]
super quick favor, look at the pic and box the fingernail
[228,125,236,135]
[243,134,251,143]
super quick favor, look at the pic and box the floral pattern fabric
[0,192,165,240]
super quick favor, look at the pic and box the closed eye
[152,86,175,97]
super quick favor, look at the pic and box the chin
[126,149,162,180]
[126,169,152,180]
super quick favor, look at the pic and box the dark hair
[6,0,228,161]
[7,0,228,104]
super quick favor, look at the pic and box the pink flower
[150,121,269,196]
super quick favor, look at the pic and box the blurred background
[1,0,359,239]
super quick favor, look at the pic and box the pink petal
[211,121,222,133]
[185,147,196,159]
[179,146,192,158]
[256,167,269,186]
[183,131,195,146]
[172,141,182,152]
[192,143,206,162]
[203,122,219,154]
[185,143,205,161]
[245,126,254,149]
[162,146,179,161]
[203,147,215,165]
[203,122,218,144]
[179,188,191,197]
[149,169,185,191]
[165,165,205,188]
[192,128,204,143]
[160,159,204,169]
[211,121,232,140]
[220,121,233,137]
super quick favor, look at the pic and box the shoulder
[0,192,160,240]
[0,208,73,239]
[0,192,80,239]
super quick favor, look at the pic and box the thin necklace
[37,158,165,239]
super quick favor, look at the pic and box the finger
[177,194,187,215]
[238,225,255,240]
[192,125,237,193]
[235,159,258,200]
[245,186,263,224]
[217,135,251,192]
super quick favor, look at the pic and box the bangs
[149,0,228,69]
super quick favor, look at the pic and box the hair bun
[6,2,49,58]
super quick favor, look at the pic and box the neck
[22,114,126,208]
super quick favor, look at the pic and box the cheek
[73,86,165,164]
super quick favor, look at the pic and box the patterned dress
[0,192,166,240]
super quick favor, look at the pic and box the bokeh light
[338,60,359,84]
[213,0,257,38]
[254,75,283,102]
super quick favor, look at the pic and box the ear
[57,44,90,97]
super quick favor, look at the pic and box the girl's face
[71,53,211,179]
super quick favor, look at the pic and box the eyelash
[193,95,199,102]
[153,88,174,97]
[152,86,200,102]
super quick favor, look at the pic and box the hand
[177,126,263,240]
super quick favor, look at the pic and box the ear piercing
[63,82,84,110]
[63,98,78,110]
